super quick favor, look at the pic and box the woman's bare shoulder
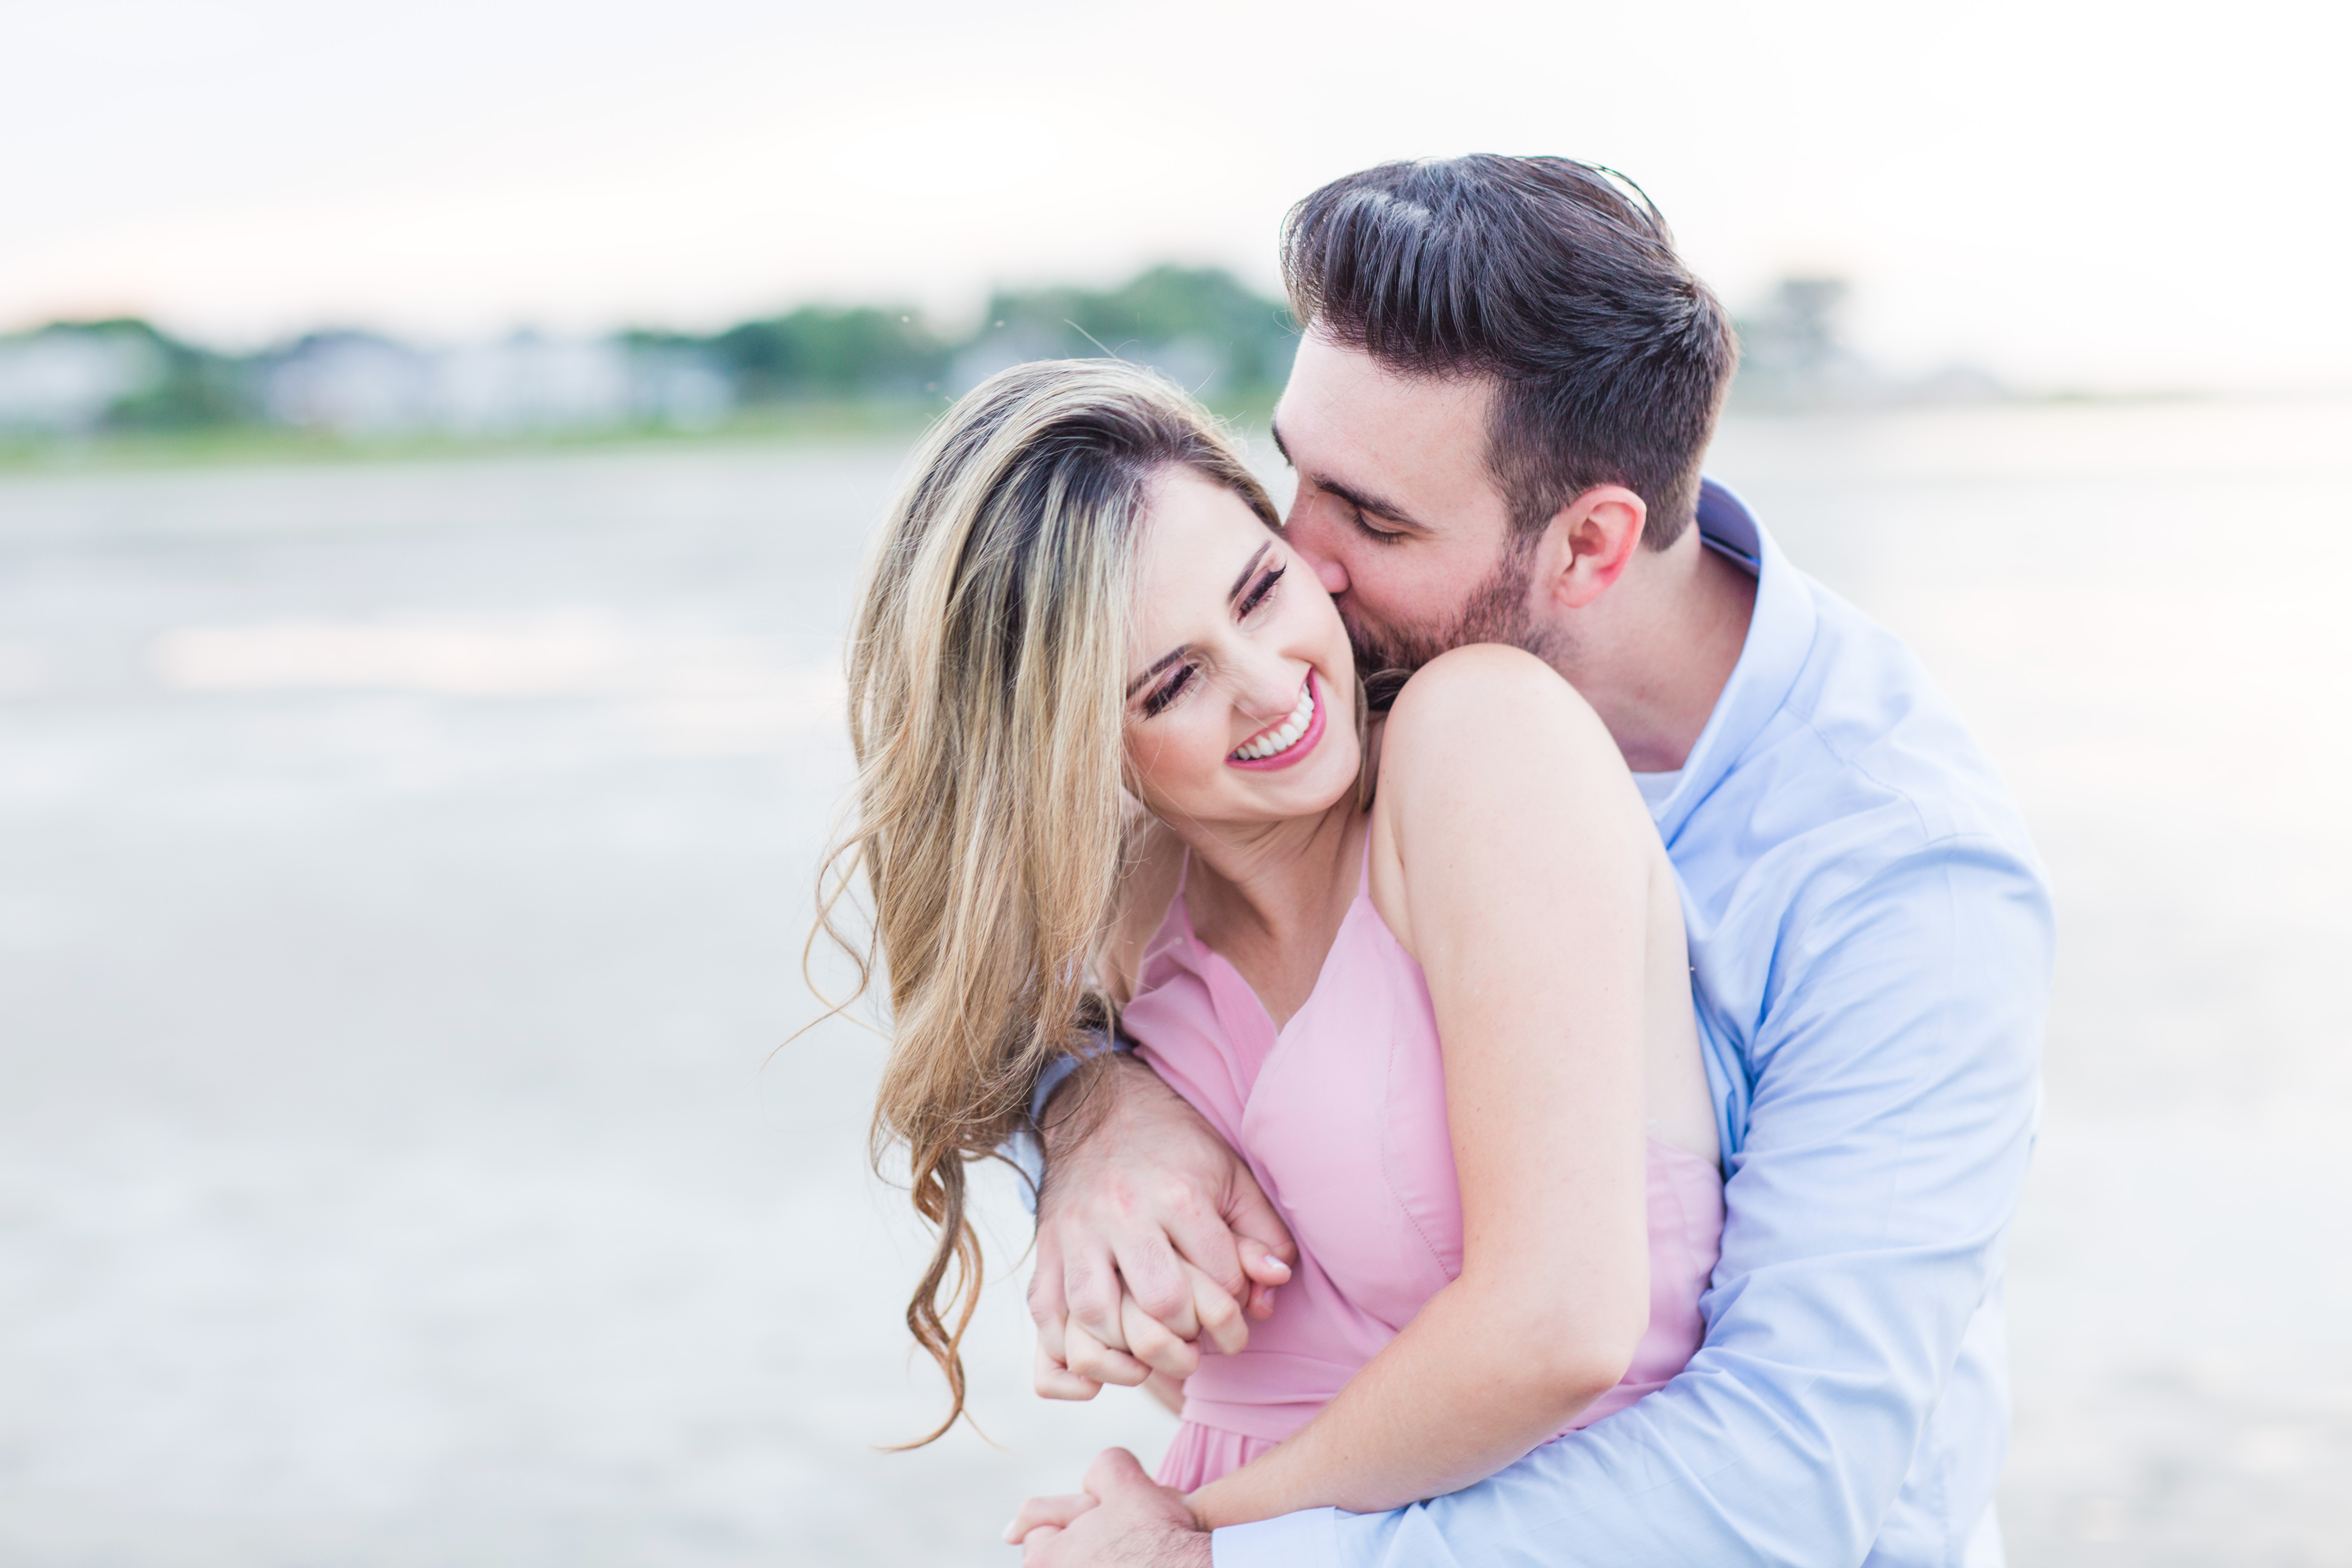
[1366,647,1627,954]
[1378,644,1618,796]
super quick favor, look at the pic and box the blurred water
[1,402,2347,1566]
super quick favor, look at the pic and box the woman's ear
[1538,485,1646,611]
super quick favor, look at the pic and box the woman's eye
[1236,564,1285,618]
[1141,665,1193,717]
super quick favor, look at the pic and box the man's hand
[1030,1054,1295,1397]
[1007,1447,1212,1567]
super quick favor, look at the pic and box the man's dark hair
[1281,156,1737,550]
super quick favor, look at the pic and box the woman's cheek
[1122,725,1198,814]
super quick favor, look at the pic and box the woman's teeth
[1232,681,1316,761]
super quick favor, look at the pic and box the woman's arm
[1187,644,1656,1526]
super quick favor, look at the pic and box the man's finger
[1108,1229,1200,1341]
[1080,1445,1154,1499]
[1060,1248,1134,1355]
[1005,1491,1097,1544]
[1148,1187,1250,1307]
[1027,1272,1070,1367]
[1119,1292,1201,1380]
[1034,1339,1103,1401]
[1018,1523,1061,1564]
[1028,1229,1069,1328]
[1062,1318,1150,1387]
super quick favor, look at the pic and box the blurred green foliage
[1,264,1296,449]
[9,318,255,432]
[969,264,1300,392]
[637,307,952,401]
[636,263,1297,403]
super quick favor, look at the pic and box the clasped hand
[1027,1054,1296,1398]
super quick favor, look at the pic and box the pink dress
[1124,848,1726,1491]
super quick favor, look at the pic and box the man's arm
[1214,838,2054,1567]
[1028,1053,1297,1395]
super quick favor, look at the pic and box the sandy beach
[2,398,2347,1566]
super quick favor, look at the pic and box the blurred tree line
[5,266,2007,440]
[0,264,1298,439]
[630,263,1297,403]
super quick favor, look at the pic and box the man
[1017,156,2053,1567]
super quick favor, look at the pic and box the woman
[821,359,1721,1533]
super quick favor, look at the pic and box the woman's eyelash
[1137,563,1285,719]
[1237,564,1286,616]
[1142,665,1193,717]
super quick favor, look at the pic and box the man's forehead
[1274,336,1496,513]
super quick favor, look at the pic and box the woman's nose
[1230,657,1305,723]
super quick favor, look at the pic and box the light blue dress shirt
[1212,480,2055,1568]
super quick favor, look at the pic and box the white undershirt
[1633,768,1682,812]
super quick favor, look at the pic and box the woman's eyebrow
[1125,544,1274,700]
[1226,543,1273,603]
[1126,646,1189,699]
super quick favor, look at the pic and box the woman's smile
[1227,671,1326,770]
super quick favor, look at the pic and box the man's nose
[1282,504,1352,595]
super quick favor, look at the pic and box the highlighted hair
[817,360,1277,1443]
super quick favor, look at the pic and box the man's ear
[1535,485,1646,611]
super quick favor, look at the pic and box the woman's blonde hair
[817,359,1278,1444]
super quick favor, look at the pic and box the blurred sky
[3,0,2344,391]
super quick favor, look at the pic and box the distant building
[625,349,733,430]
[257,330,730,436]
[265,332,436,434]
[436,333,630,434]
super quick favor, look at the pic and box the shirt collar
[1646,477,1819,843]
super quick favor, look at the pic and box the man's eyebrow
[1226,542,1273,604]
[1268,419,1430,533]
[1125,646,1189,699]
[1318,475,1431,534]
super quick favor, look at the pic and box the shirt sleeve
[1006,1028,1129,1217]
[1214,834,2055,1567]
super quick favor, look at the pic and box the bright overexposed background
[5,0,2348,391]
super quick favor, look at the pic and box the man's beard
[1345,535,1561,710]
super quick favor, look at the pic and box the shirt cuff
[1009,1030,1128,1217]
[1026,1028,1127,1122]
[1212,1509,1341,1568]
[1028,1051,1086,1125]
